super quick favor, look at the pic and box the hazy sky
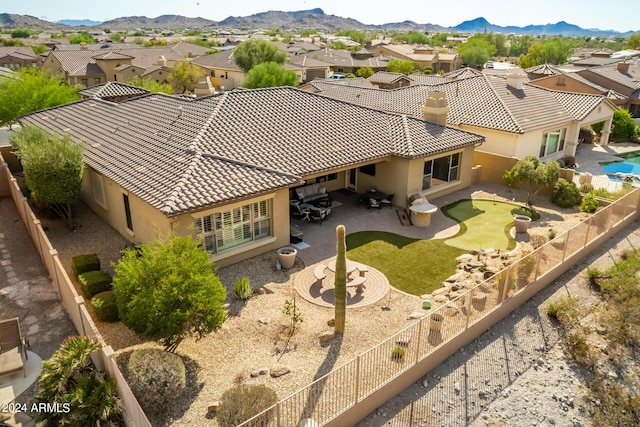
[5,0,638,32]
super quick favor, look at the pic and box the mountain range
[0,9,635,36]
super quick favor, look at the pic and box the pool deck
[575,142,640,178]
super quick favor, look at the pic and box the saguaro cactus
[334,225,347,334]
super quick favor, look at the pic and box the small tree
[168,60,205,94]
[113,235,227,352]
[234,39,287,72]
[241,62,298,88]
[504,155,560,211]
[0,68,80,127]
[128,75,175,94]
[611,109,638,142]
[217,384,278,427]
[356,66,374,78]
[387,58,418,74]
[11,126,84,230]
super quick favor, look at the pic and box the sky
[4,0,638,33]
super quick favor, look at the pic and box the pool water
[601,151,640,176]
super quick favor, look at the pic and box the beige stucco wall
[530,76,603,94]
[171,189,292,268]
[472,151,518,184]
[208,67,245,90]
[416,145,476,201]
[95,58,132,83]
[80,168,172,244]
[80,168,293,268]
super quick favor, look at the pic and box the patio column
[600,118,613,146]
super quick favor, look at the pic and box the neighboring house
[529,62,640,118]
[41,42,211,87]
[370,44,461,73]
[20,87,484,267]
[77,81,150,102]
[367,71,445,89]
[189,50,247,90]
[294,48,390,75]
[0,66,16,81]
[0,46,39,70]
[307,71,618,161]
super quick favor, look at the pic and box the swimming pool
[601,151,640,176]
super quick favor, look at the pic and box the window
[314,173,338,183]
[194,200,271,254]
[359,164,376,176]
[123,194,133,231]
[539,129,566,157]
[81,78,88,86]
[90,171,107,209]
[94,78,100,84]
[422,152,460,190]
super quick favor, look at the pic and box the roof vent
[617,62,630,73]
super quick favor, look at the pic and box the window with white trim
[539,129,566,157]
[423,152,460,190]
[195,200,271,254]
[90,171,107,209]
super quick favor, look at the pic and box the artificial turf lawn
[346,231,466,296]
[441,199,519,251]
[346,200,538,296]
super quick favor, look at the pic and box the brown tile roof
[525,64,562,77]
[77,82,150,99]
[549,90,613,121]
[92,51,134,60]
[442,68,482,80]
[19,88,482,216]
[310,73,579,134]
[0,46,37,60]
[578,64,640,92]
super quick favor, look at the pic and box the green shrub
[579,192,599,213]
[529,234,547,249]
[78,270,112,299]
[546,296,580,325]
[564,155,576,167]
[127,348,186,416]
[579,183,594,193]
[31,337,123,426]
[217,384,278,427]
[551,178,581,208]
[391,345,406,361]
[593,187,611,199]
[234,276,252,300]
[71,253,100,278]
[91,290,119,322]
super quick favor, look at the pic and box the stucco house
[0,46,39,70]
[304,71,619,164]
[19,87,483,267]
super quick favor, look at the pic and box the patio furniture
[290,201,310,219]
[308,207,331,224]
[295,184,329,204]
[407,190,438,227]
[379,193,395,208]
[354,263,369,277]
[0,317,29,380]
[347,276,367,293]
[368,198,381,209]
[290,223,303,243]
[313,264,327,287]
[314,195,333,208]
[327,259,358,275]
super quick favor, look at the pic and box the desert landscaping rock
[270,364,291,378]
[319,331,335,343]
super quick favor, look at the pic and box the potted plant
[429,313,444,332]
[513,215,532,233]
[276,246,298,269]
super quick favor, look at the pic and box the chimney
[506,72,526,90]
[187,51,193,58]
[157,55,166,66]
[617,62,630,73]
[421,91,449,126]
[194,76,215,97]
[80,42,88,51]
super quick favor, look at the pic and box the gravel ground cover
[39,186,591,426]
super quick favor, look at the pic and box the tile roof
[77,82,150,99]
[92,52,134,60]
[368,71,409,84]
[190,50,240,70]
[20,88,482,216]
[578,64,640,92]
[525,64,562,76]
[442,68,482,80]
[0,46,38,60]
[310,73,581,133]
[549,90,612,121]
[296,48,389,69]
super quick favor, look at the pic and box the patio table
[326,259,358,275]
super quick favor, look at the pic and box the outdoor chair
[380,193,395,208]
[308,207,329,224]
[0,317,29,380]
[368,198,381,209]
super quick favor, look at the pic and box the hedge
[78,270,112,299]
[71,253,100,278]
[91,290,119,322]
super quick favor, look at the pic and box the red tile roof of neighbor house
[19,87,483,216]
